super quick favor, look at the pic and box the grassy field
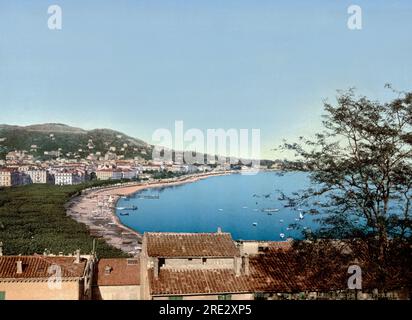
[0,181,129,258]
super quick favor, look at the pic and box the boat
[299,213,304,220]
[280,233,285,239]
[261,208,279,213]
[218,208,224,212]
[252,222,258,227]
[119,212,129,216]
[117,205,138,211]
[137,195,160,199]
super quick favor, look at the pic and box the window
[218,294,232,300]
[0,292,5,300]
[159,258,165,268]
[169,296,183,300]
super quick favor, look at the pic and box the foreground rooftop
[145,232,240,258]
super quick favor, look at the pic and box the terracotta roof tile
[149,244,412,296]
[149,269,253,296]
[0,255,86,280]
[145,232,240,257]
[95,258,140,286]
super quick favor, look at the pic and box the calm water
[116,171,318,241]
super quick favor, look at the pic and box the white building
[96,168,137,181]
[27,170,50,184]
[54,171,84,185]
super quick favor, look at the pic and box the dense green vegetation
[0,181,129,258]
[0,124,152,160]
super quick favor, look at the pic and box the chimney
[16,260,23,274]
[153,258,159,279]
[234,256,242,276]
[243,254,250,276]
[75,249,81,263]
[104,265,112,275]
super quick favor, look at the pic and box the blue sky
[0,0,411,159]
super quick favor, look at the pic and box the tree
[281,86,412,267]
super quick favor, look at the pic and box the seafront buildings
[0,149,243,187]
[0,231,410,300]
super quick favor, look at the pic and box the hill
[0,123,153,160]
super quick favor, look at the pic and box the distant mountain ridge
[0,123,152,160]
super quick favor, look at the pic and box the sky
[0,0,411,159]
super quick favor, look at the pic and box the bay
[116,171,318,241]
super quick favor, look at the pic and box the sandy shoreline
[65,171,233,256]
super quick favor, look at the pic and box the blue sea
[116,171,318,241]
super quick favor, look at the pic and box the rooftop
[95,258,140,286]
[0,255,87,280]
[145,232,240,258]
[149,243,412,296]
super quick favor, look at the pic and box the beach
[65,171,232,256]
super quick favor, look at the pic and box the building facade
[54,171,83,185]
[27,170,52,184]
[0,168,21,187]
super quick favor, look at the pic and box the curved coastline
[65,171,233,256]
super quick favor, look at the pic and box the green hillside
[0,123,153,160]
